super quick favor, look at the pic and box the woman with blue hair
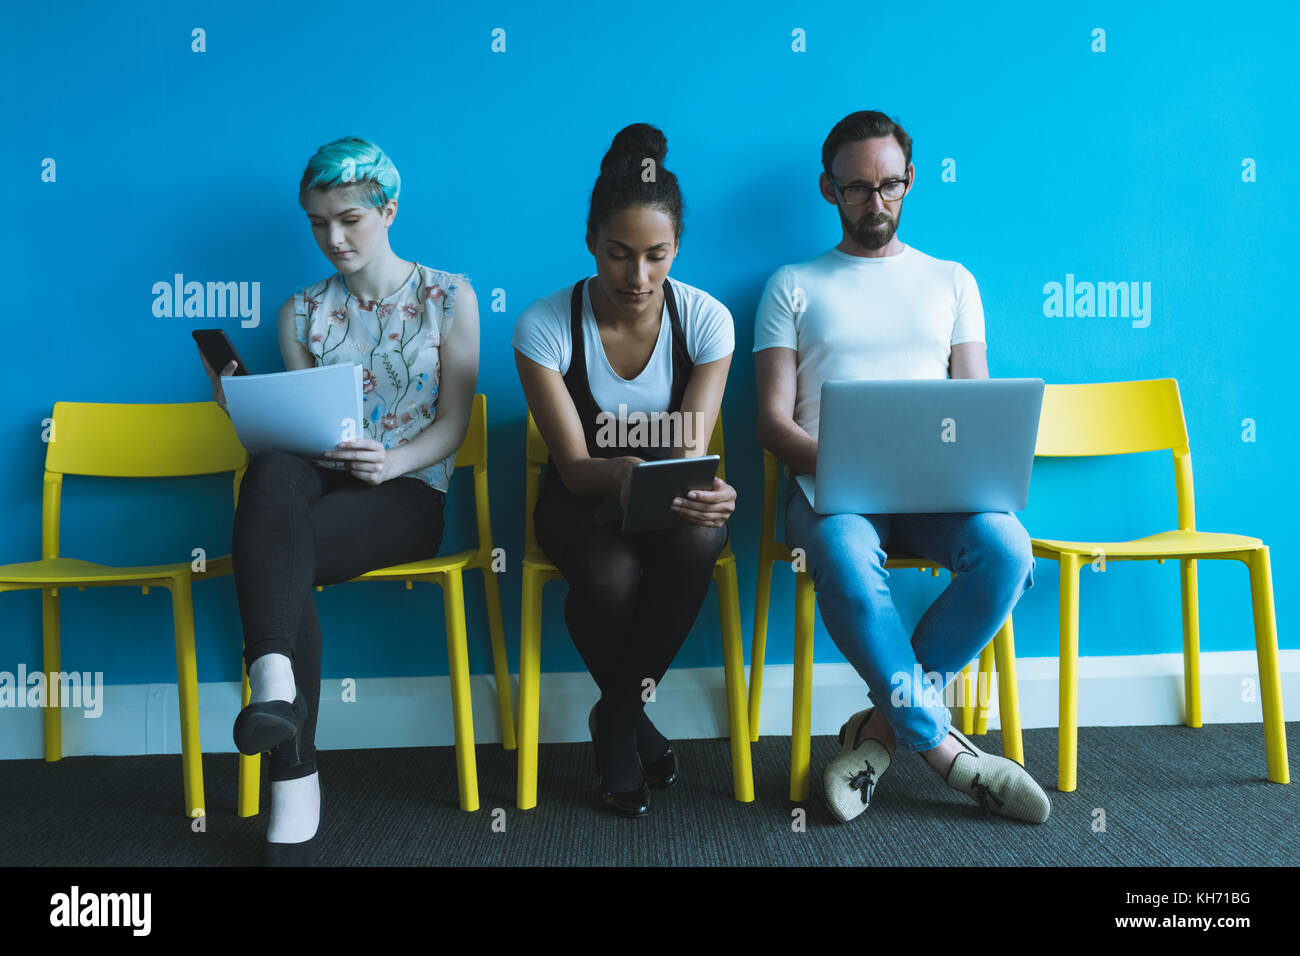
[200,136,479,865]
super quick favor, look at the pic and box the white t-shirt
[753,243,985,438]
[513,275,734,413]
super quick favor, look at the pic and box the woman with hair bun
[199,135,479,864]
[513,123,737,817]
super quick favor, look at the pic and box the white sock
[267,772,320,843]
[249,653,296,704]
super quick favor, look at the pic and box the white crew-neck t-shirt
[752,243,985,439]
[513,275,734,413]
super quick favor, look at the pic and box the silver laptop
[795,379,1044,514]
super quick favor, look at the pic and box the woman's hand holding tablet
[620,455,730,532]
[670,475,736,528]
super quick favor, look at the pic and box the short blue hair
[298,136,401,210]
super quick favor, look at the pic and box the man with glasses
[754,110,1051,824]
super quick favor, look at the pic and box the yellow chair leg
[479,566,516,751]
[1246,547,1290,784]
[958,661,975,734]
[715,559,755,802]
[790,571,815,802]
[169,579,205,818]
[1057,555,1081,792]
[236,662,260,817]
[441,569,479,812]
[992,616,1024,764]
[41,587,62,762]
[748,556,774,743]
[1180,558,1202,728]
[516,568,543,809]
[975,641,995,735]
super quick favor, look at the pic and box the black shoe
[636,710,678,789]
[642,747,678,790]
[264,783,323,867]
[588,705,649,817]
[233,694,308,760]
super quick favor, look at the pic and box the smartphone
[192,329,251,376]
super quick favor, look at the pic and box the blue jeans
[783,477,1035,753]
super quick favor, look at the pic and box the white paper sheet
[222,364,364,458]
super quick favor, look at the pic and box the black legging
[231,451,446,781]
[538,506,728,785]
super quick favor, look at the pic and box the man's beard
[843,207,900,250]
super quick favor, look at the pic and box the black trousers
[534,471,728,718]
[232,451,446,781]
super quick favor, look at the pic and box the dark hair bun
[601,123,668,174]
[586,122,685,242]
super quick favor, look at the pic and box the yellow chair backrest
[455,393,487,469]
[1034,379,1195,531]
[1035,380,1189,457]
[760,448,787,557]
[454,394,495,563]
[524,410,727,558]
[39,394,492,561]
[41,401,249,559]
[45,401,247,478]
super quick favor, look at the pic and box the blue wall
[3,1,1295,694]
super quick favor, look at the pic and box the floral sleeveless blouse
[293,262,465,493]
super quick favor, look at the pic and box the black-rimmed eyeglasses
[828,172,910,205]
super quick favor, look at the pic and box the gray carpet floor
[2,722,1296,866]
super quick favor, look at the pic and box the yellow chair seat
[1033,529,1261,559]
[0,556,191,586]
[190,554,233,581]
[349,549,475,580]
[523,536,738,574]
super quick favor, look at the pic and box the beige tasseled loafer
[822,708,893,823]
[944,726,1051,824]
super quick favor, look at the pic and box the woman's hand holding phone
[198,353,239,416]
[670,477,736,528]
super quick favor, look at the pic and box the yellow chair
[234,393,514,815]
[516,412,754,809]
[747,449,1024,802]
[1031,379,1289,791]
[0,401,248,819]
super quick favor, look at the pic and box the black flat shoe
[588,705,649,818]
[264,830,321,867]
[636,710,678,789]
[233,694,308,759]
[643,747,678,790]
[264,785,323,867]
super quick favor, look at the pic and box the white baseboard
[2,650,1296,759]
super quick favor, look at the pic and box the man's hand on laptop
[670,477,736,528]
